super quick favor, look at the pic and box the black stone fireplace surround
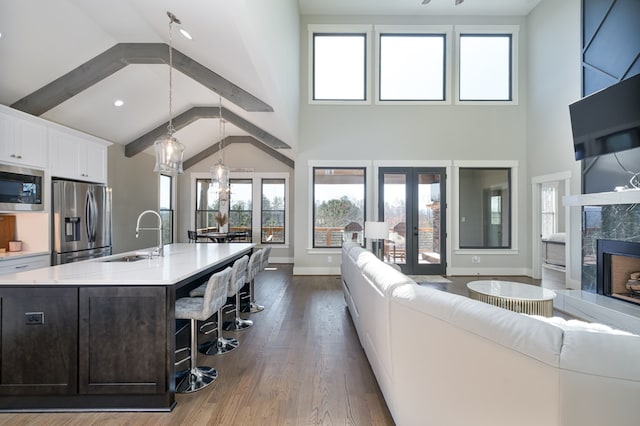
[597,239,640,305]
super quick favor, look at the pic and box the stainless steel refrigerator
[51,179,112,265]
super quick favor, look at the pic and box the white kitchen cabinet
[49,129,108,183]
[0,110,48,169]
[0,254,50,276]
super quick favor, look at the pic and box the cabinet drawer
[0,255,49,276]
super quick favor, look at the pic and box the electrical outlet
[327,256,333,263]
[471,256,481,264]
[25,312,44,325]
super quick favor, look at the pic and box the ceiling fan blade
[422,0,431,4]
[455,0,464,5]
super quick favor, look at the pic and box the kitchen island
[0,243,253,412]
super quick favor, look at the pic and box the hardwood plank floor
[0,265,394,426]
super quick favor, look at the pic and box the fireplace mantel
[563,189,640,207]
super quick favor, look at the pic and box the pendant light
[210,96,230,199]
[153,11,185,175]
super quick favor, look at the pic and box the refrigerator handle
[85,189,97,242]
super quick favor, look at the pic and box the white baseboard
[448,267,530,276]
[293,266,341,275]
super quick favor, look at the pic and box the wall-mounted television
[569,73,640,161]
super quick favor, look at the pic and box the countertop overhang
[0,243,254,285]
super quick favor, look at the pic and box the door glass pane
[418,173,441,265]
[383,174,406,264]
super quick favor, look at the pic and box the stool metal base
[224,317,253,332]
[242,301,265,313]
[175,366,217,393]
[200,336,239,355]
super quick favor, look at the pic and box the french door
[379,167,446,275]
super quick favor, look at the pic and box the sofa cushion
[392,284,564,367]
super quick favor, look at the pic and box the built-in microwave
[0,164,44,211]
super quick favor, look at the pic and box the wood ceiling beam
[124,106,290,158]
[183,135,294,170]
[10,43,273,116]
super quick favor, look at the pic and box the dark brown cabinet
[0,285,173,410]
[0,287,78,396]
[78,286,168,395]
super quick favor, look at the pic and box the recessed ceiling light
[114,99,124,107]
[179,28,192,40]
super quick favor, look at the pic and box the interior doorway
[531,172,571,282]
[379,167,447,275]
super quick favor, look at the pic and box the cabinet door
[83,140,107,183]
[0,114,47,168]
[78,286,168,395]
[49,129,82,180]
[0,287,78,395]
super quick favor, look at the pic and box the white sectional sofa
[341,242,640,426]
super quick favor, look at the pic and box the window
[262,179,286,244]
[159,174,173,245]
[229,179,252,240]
[379,33,446,101]
[313,167,366,248]
[195,178,219,232]
[541,182,558,239]
[458,168,511,249]
[459,33,512,101]
[309,25,371,103]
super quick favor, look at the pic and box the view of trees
[315,196,362,228]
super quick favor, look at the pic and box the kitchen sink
[103,255,148,262]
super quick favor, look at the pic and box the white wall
[526,0,581,287]
[295,14,531,275]
[107,144,160,254]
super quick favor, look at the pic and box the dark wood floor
[0,265,394,426]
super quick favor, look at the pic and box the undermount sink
[103,255,148,263]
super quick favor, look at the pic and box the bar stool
[190,257,249,355]
[175,267,231,393]
[224,255,253,332]
[243,248,265,313]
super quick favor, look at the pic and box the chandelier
[153,11,185,175]
[211,96,230,199]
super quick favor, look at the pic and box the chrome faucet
[135,210,164,257]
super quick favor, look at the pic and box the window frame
[191,172,290,247]
[193,177,221,233]
[229,178,253,240]
[308,24,373,105]
[454,25,519,105]
[261,178,286,244]
[159,174,174,245]
[375,25,453,105]
[310,164,368,250]
[453,160,519,255]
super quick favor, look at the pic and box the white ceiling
[0,0,542,166]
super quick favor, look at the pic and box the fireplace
[597,239,640,306]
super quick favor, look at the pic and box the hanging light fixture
[153,11,185,175]
[210,96,230,199]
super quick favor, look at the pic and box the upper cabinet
[0,105,111,184]
[49,129,109,184]
[0,111,48,169]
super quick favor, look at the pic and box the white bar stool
[243,248,265,313]
[175,267,231,393]
[224,255,253,331]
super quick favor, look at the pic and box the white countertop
[0,243,254,286]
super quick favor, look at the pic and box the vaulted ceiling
[0,0,541,168]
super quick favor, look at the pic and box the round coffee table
[466,280,556,317]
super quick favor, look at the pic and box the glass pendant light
[153,11,185,175]
[210,97,230,198]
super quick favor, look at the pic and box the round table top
[467,280,556,301]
